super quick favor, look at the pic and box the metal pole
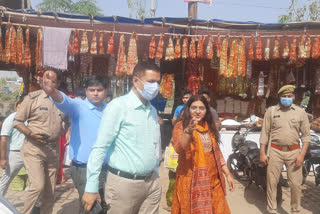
[21,0,24,9]
[188,2,198,19]
[151,0,155,18]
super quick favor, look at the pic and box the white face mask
[136,77,160,101]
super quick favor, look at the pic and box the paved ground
[3,164,320,214]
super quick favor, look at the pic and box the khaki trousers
[267,147,302,214]
[105,170,161,214]
[21,139,59,214]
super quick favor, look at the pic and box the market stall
[0,7,320,149]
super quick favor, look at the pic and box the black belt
[107,165,152,180]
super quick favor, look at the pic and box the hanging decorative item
[273,36,280,59]
[80,31,89,53]
[159,73,174,98]
[312,36,320,59]
[248,35,254,60]
[282,35,289,58]
[106,32,114,54]
[35,27,43,70]
[127,32,138,75]
[182,35,189,59]
[216,33,221,58]
[115,34,127,76]
[227,39,236,77]
[298,34,306,58]
[206,35,213,59]
[197,36,204,58]
[165,36,175,61]
[73,29,79,55]
[98,31,104,55]
[10,25,17,64]
[155,33,164,60]
[305,34,311,58]
[289,36,297,61]
[256,35,262,60]
[24,26,31,67]
[16,26,24,65]
[238,36,246,76]
[4,25,12,63]
[232,39,239,78]
[90,31,97,55]
[264,38,270,61]
[189,37,196,58]
[174,35,181,59]
[219,37,228,76]
[187,75,200,95]
[257,71,265,96]
[149,34,156,59]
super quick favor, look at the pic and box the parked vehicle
[302,130,320,185]
[227,126,283,203]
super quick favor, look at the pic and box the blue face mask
[280,97,293,107]
[136,78,160,101]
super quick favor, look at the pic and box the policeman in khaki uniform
[13,70,65,214]
[260,85,310,214]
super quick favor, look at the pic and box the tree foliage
[37,0,103,16]
[279,0,319,22]
[127,0,146,19]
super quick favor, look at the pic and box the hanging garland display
[219,37,228,76]
[16,26,24,65]
[10,25,17,64]
[189,37,196,59]
[72,29,79,55]
[90,31,97,55]
[4,25,11,63]
[305,34,311,58]
[24,26,31,67]
[155,33,164,60]
[182,35,189,59]
[149,34,156,59]
[106,32,114,54]
[216,33,221,58]
[273,36,280,59]
[256,35,262,60]
[165,36,174,61]
[98,31,104,55]
[174,36,181,59]
[312,36,320,59]
[127,32,138,75]
[80,31,89,53]
[159,73,174,98]
[197,36,204,58]
[248,35,254,60]
[35,27,43,70]
[264,38,270,61]
[115,34,127,76]
[282,35,289,58]
[238,36,246,77]
[298,34,306,59]
[290,36,297,61]
[206,35,213,60]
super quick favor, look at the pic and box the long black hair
[182,95,220,143]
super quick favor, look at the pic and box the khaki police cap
[278,85,296,95]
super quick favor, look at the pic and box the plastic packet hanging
[257,71,265,96]
[246,60,252,79]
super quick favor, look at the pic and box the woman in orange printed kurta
[171,95,235,214]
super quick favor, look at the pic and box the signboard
[184,0,211,3]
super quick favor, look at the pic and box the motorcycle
[227,126,283,203]
[302,130,320,185]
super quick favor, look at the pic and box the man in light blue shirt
[42,75,108,214]
[82,61,162,214]
[0,100,25,196]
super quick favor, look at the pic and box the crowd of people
[0,60,311,214]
